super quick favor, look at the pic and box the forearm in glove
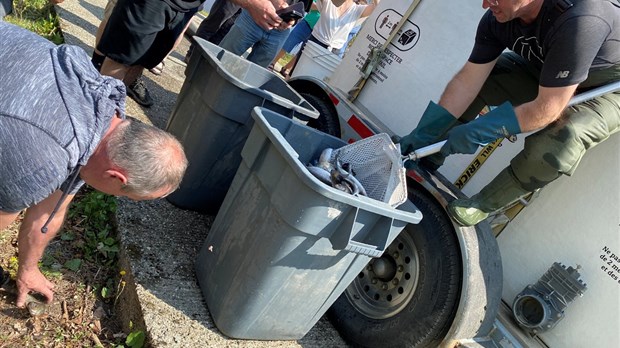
[399,101,459,155]
[440,101,521,156]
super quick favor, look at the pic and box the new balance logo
[556,71,570,78]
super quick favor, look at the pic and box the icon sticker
[374,9,420,52]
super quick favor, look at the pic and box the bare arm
[16,190,75,307]
[438,60,497,118]
[361,0,380,17]
[513,84,578,132]
[1,211,21,231]
[440,61,577,132]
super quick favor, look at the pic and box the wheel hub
[344,229,420,319]
[371,256,397,281]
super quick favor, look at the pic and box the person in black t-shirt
[399,0,620,226]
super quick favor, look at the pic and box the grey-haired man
[0,22,188,308]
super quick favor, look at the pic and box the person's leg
[173,10,197,52]
[100,58,151,107]
[511,91,620,190]
[195,0,239,39]
[92,0,119,70]
[127,4,190,106]
[209,9,241,45]
[286,32,314,75]
[98,0,166,76]
[100,56,131,81]
[283,54,298,71]
[150,7,199,74]
[281,19,311,54]
[448,77,620,226]
[272,19,311,71]
[247,26,291,68]
[99,0,171,107]
[124,65,145,86]
[186,0,241,60]
[269,49,287,69]
[218,10,263,57]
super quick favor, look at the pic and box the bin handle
[328,206,400,258]
[255,89,318,118]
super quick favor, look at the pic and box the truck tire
[327,187,462,348]
[300,93,341,138]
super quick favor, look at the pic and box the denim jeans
[282,19,312,53]
[219,10,291,67]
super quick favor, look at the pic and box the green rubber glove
[398,101,460,156]
[440,101,521,156]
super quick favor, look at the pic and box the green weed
[125,321,145,348]
[67,189,119,267]
[5,0,64,44]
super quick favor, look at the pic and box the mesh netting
[330,133,407,207]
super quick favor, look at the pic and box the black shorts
[98,0,193,69]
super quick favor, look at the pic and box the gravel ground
[54,0,350,346]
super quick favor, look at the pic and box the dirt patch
[0,190,131,347]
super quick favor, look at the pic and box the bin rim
[250,107,422,225]
[194,38,319,120]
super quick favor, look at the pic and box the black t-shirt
[164,0,203,12]
[469,0,620,87]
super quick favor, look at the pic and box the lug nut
[397,265,404,272]
[371,278,378,284]
[381,283,388,290]
[393,252,399,259]
[392,279,399,285]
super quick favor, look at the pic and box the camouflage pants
[462,52,620,192]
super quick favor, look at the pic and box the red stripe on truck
[347,115,374,139]
[329,93,339,105]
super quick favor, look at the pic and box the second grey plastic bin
[195,107,423,340]
[165,38,318,214]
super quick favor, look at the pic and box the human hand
[276,19,295,30]
[439,123,482,156]
[244,0,284,31]
[16,266,55,307]
[398,101,459,156]
[440,101,521,156]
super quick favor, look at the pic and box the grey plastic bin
[195,107,423,340]
[165,37,318,214]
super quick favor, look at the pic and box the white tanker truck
[285,0,620,346]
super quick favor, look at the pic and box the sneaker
[447,198,489,226]
[148,61,165,76]
[127,78,154,107]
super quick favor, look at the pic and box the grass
[4,0,64,44]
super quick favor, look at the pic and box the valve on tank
[512,262,587,334]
